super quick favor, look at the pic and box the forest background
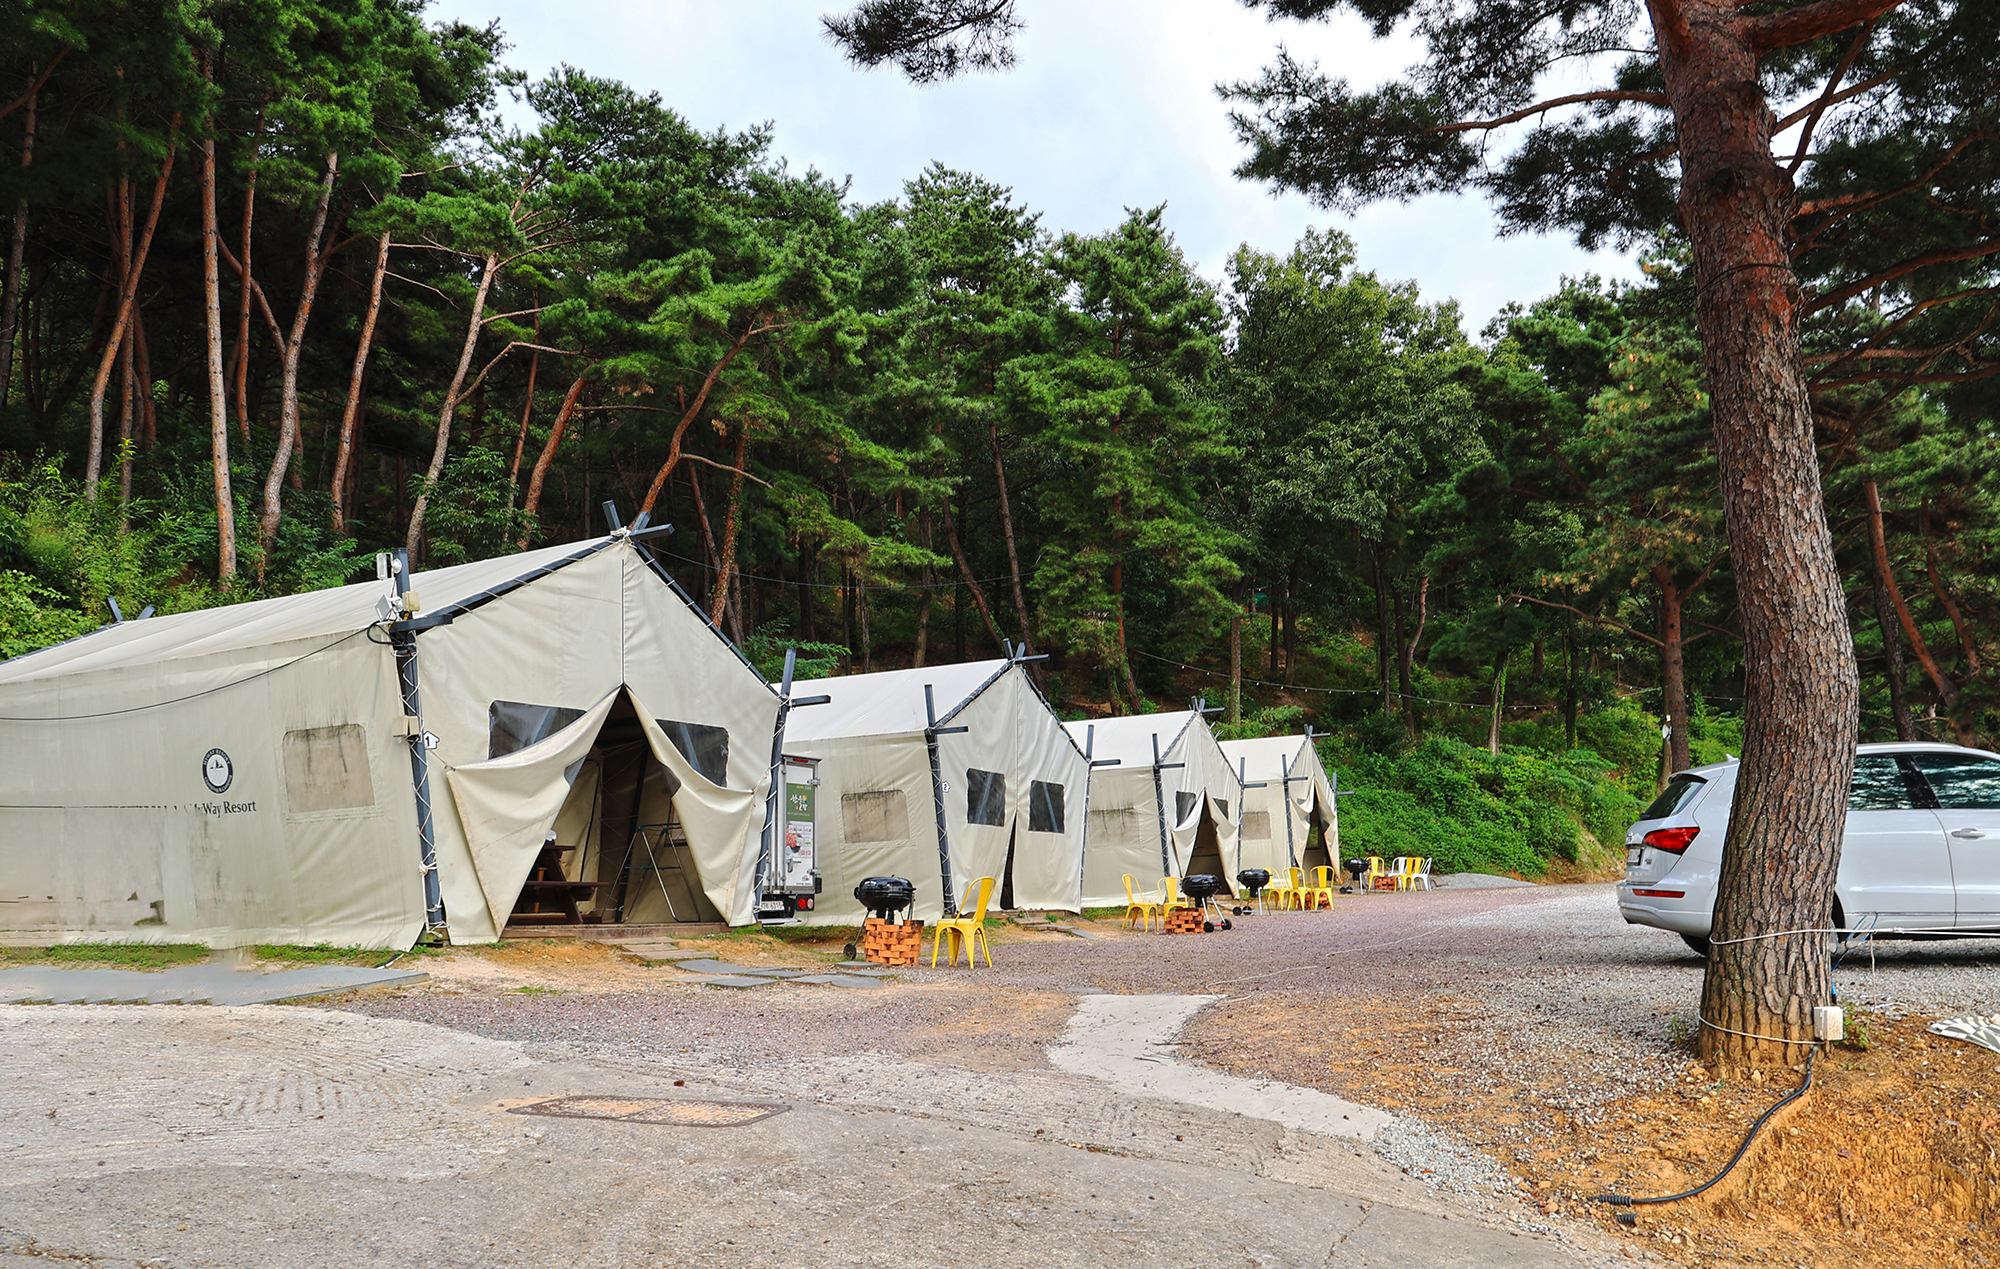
[1,0,1993,880]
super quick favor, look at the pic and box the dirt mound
[1187,996,2000,1268]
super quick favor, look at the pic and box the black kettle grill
[1345,858,1369,892]
[1235,868,1271,899]
[1182,874,1236,931]
[853,875,916,921]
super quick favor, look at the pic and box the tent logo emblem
[201,748,234,794]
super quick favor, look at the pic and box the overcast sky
[425,0,1637,334]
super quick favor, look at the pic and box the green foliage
[741,622,849,684]
[1335,737,1640,878]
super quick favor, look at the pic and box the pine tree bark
[987,420,1031,653]
[1653,564,1692,774]
[1653,0,1860,1068]
[253,153,339,573]
[1228,580,1245,726]
[507,302,541,496]
[85,137,175,497]
[1866,523,1914,740]
[331,231,389,533]
[1399,575,1429,739]
[709,426,751,632]
[0,61,39,409]
[406,250,498,555]
[231,107,264,447]
[517,369,588,545]
[198,126,236,581]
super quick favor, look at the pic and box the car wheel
[1680,933,1710,957]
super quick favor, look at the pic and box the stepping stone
[791,974,885,989]
[835,960,875,969]
[672,960,792,976]
[834,967,896,978]
[1064,929,1103,940]
[700,975,779,989]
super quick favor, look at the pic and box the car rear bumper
[1616,882,1712,937]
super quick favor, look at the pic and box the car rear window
[1849,755,1915,810]
[1640,774,1706,821]
[1908,753,2000,810]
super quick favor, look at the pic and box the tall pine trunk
[406,250,498,555]
[85,138,175,497]
[198,131,236,582]
[0,61,39,408]
[255,153,339,573]
[1653,564,1691,774]
[331,231,388,533]
[1655,0,1859,1068]
[987,420,1030,652]
[517,369,588,545]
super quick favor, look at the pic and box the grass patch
[513,985,567,995]
[1081,907,1130,921]
[252,943,387,966]
[1,942,211,969]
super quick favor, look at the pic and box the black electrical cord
[1591,1047,1815,1209]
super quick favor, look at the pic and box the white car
[1618,742,2000,955]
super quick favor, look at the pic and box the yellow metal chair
[1301,865,1338,910]
[1121,874,1162,932]
[1266,866,1303,911]
[1365,856,1397,891]
[1159,876,1194,922]
[1399,856,1435,891]
[930,875,997,967]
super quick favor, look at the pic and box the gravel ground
[348,884,2000,1196]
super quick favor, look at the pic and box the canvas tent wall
[779,659,1089,924]
[1217,735,1340,882]
[1065,711,1243,907]
[0,532,779,949]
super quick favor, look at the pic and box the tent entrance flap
[1181,808,1233,895]
[448,688,744,931]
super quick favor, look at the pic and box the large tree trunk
[1654,0,1859,1068]
[987,420,1031,652]
[198,133,236,581]
[708,426,750,634]
[85,139,175,497]
[517,369,588,544]
[0,62,39,409]
[331,231,389,533]
[255,153,339,574]
[1228,580,1245,725]
[1867,529,1914,741]
[1654,564,1692,775]
[406,250,498,556]
[507,302,540,496]
[942,497,1007,653]
[1368,539,1395,717]
[231,108,264,447]
[1398,574,1429,739]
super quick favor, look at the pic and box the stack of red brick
[1163,906,1205,934]
[862,916,924,965]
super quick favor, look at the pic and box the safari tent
[0,530,781,949]
[1065,710,1243,907]
[779,657,1090,924]
[1217,734,1341,881]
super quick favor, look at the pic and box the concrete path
[0,1004,1625,1268]
[1050,994,1395,1142]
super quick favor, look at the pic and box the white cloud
[429,0,1637,331]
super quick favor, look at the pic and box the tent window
[966,769,1006,826]
[489,701,584,759]
[655,719,731,786]
[282,725,374,813]
[1175,791,1198,825]
[1241,811,1272,840]
[1028,781,1065,833]
[1215,799,1230,820]
[842,790,909,843]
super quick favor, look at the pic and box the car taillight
[1642,826,1700,854]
